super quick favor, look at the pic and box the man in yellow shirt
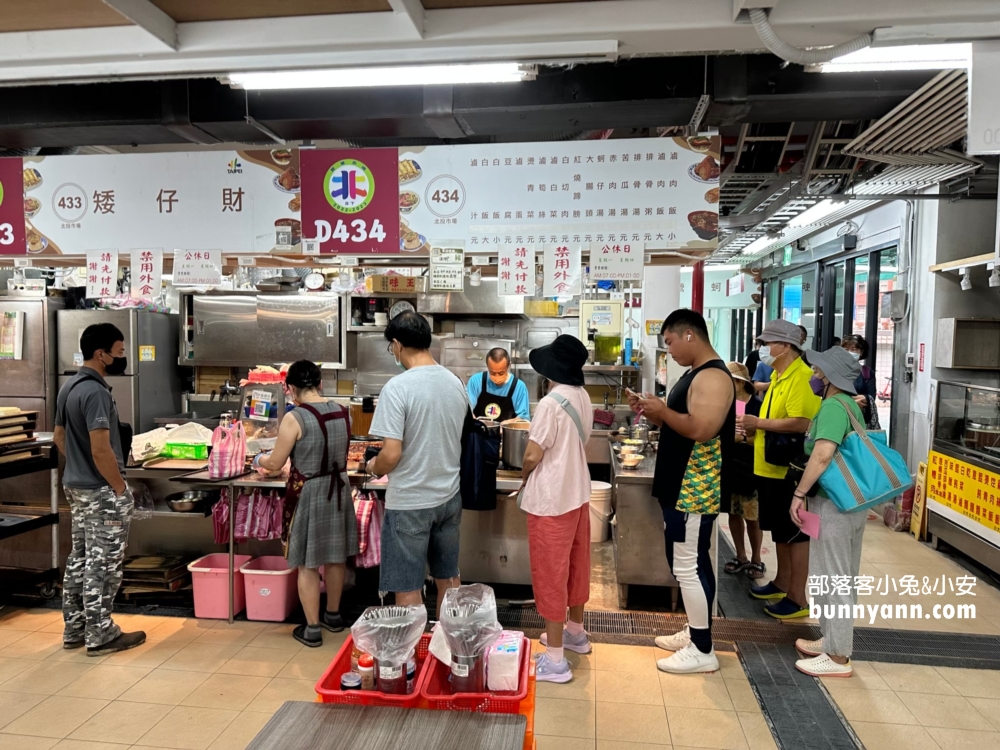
[738,319,820,619]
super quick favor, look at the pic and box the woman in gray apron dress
[254,360,359,647]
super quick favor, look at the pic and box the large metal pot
[501,420,532,469]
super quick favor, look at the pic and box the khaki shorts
[731,491,759,522]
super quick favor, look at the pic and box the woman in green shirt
[788,346,865,679]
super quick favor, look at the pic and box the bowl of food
[617,444,641,455]
[399,191,419,214]
[270,148,293,166]
[620,454,644,469]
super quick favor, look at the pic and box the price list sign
[302,149,399,254]
[0,158,26,255]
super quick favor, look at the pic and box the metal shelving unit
[0,443,61,599]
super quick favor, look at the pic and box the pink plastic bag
[233,491,252,543]
[212,491,230,544]
[270,493,284,541]
[209,421,248,479]
[355,490,384,569]
[249,489,273,540]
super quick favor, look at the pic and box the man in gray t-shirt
[367,312,468,611]
[53,323,145,657]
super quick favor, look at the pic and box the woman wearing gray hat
[789,346,866,678]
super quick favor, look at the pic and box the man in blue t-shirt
[466,348,531,422]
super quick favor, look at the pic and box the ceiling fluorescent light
[786,200,842,229]
[226,63,535,90]
[738,235,777,257]
[812,43,970,73]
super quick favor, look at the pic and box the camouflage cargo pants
[62,486,134,648]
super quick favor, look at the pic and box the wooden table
[247,701,526,750]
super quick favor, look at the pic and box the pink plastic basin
[188,553,252,620]
[240,556,299,622]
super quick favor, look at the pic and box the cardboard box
[366,275,424,293]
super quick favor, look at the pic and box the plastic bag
[212,493,229,544]
[165,422,214,445]
[351,604,427,671]
[131,428,169,462]
[130,481,154,521]
[209,421,247,479]
[233,491,252,542]
[439,584,503,659]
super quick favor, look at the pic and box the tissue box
[487,631,523,692]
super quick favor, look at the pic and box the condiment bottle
[351,645,364,672]
[358,654,375,691]
[340,672,362,691]
[406,658,416,694]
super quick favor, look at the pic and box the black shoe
[321,611,345,633]
[87,630,146,657]
[63,640,85,650]
[293,624,323,648]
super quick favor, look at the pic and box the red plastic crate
[315,632,431,708]
[421,634,531,713]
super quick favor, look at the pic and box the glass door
[873,247,899,433]
[778,268,817,348]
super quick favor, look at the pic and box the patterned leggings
[62,486,133,648]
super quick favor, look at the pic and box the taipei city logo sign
[325,159,374,214]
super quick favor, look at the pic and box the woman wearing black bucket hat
[519,335,594,684]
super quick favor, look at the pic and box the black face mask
[103,353,127,376]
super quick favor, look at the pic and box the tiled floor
[530,640,775,750]
[822,661,1000,750]
[0,607,777,750]
[720,513,1000,635]
[0,609,335,750]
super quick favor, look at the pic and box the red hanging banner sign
[0,158,26,255]
[301,148,399,254]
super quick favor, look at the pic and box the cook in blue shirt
[467,348,531,421]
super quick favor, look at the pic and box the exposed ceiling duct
[748,8,873,66]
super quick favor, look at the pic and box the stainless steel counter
[610,446,675,607]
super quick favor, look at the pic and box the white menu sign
[498,245,532,296]
[543,244,582,297]
[591,241,644,282]
[173,249,222,286]
[85,249,118,299]
[429,243,465,291]
[399,136,719,253]
[130,248,163,301]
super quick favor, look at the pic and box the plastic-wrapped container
[421,633,531,713]
[188,553,252,619]
[315,633,431,707]
[240,556,299,622]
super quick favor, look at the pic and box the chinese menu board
[928,450,1000,546]
[0,157,26,255]
[398,136,719,252]
[19,149,301,256]
[301,149,399,255]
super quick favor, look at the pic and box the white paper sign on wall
[498,245,533,296]
[130,248,163,301]
[969,41,1000,155]
[86,249,119,299]
[591,241,644,282]
[543,244,582,297]
[173,249,222,286]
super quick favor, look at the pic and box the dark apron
[473,372,520,422]
[281,402,350,556]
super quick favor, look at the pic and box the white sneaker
[657,642,719,674]
[795,637,824,657]
[540,628,592,654]
[795,653,852,678]
[654,624,691,652]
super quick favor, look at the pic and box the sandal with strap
[744,562,766,580]
[724,558,751,574]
